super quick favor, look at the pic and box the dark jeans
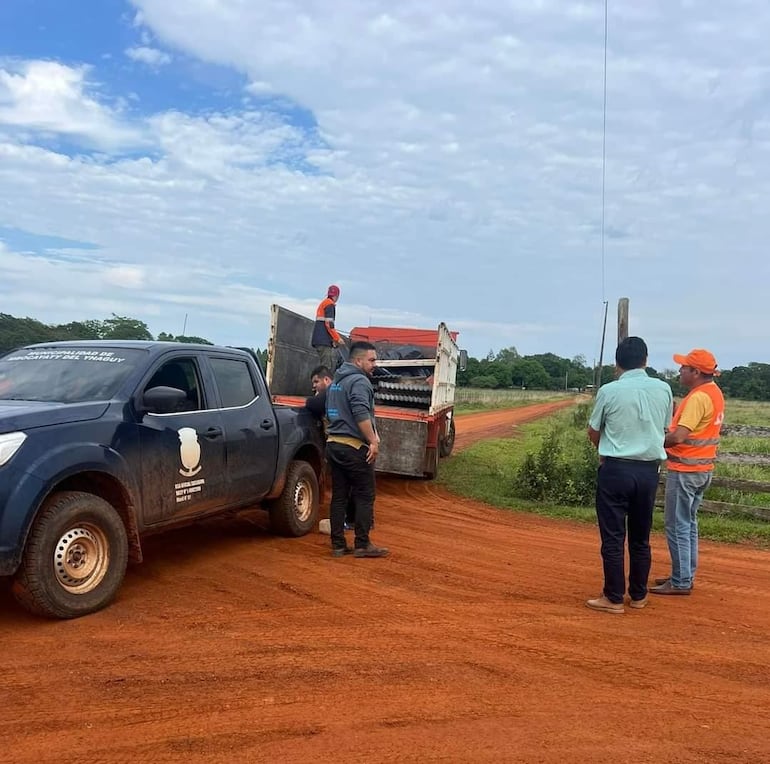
[327,441,375,550]
[595,457,659,603]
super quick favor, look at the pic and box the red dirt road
[2,401,770,763]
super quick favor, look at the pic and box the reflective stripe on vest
[667,454,716,466]
[312,297,340,345]
[666,382,725,473]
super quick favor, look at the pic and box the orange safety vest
[311,297,341,346]
[666,382,724,472]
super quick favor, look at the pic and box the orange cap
[673,349,720,376]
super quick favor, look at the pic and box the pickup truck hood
[0,400,110,433]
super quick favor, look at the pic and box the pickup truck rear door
[136,353,228,524]
[206,354,279,504]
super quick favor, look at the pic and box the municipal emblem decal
[178,427,202,477]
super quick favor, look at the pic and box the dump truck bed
[267,304,461,478]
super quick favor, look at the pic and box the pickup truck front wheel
[268,460,319,537]
[12,491,129,619]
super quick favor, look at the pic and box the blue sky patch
[0,226,100,254]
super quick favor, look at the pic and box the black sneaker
[354,544,389,558]
[331,546,353,558]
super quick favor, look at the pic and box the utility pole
[595,300,609,390]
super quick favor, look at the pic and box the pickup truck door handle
[260,419,275,430]
[203,426,223,439]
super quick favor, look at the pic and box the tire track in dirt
[2,399,770,763]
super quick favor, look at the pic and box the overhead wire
[600,0,608,302]
[595,0,610,389]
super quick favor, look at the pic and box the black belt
[604,456,660,465]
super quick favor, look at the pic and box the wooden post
[617,298,629,344]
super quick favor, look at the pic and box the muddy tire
[424,447,440,480]
[439,418,456,458]
[268,460,319,537]
[12,491,129,619]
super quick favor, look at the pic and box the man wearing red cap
[311,285,342,370]
[651,349,724,596]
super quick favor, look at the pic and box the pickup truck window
[145,358,203,411]
[0,347,143,403]
[210,358,258,408]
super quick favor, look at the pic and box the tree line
[457,346,770,401]
[0,313,268,368]
[2,313,767,400]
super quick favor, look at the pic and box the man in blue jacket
[325,341,389,558]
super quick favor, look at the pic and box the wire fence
[454,388,574,407]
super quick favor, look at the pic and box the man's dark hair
[310,365,332,379]
[615,336,648,371]
[349,341,376,360]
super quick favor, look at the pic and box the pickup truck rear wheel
[12,491,129,619]
[268,460,319,537]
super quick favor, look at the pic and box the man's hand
[366,440,379,464]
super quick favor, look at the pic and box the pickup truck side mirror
[458,349,468,372]
[141,386,189,415]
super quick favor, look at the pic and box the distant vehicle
[267,304,466,479]
[0,341,325,618]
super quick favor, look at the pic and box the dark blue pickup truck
[0,341,325,619]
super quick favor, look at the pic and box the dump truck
[266,304,466,479]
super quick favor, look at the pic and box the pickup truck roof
[25,340,246,356]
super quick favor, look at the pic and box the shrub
[469,375,499,389]
[513,420,599,506]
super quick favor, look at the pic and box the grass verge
[439,411,770,547]
[454,396,564,416]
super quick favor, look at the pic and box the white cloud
[125,46,172,67]
[0,60,145,149]
[103,265,146,289]
[2,2,770,369]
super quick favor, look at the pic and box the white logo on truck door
[178,427,202,477]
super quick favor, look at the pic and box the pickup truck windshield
[0,348,145,403]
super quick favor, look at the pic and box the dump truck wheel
[439,419,456,458]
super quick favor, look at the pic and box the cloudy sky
[1,0,768,371]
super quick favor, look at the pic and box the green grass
[454,388,571,414]
[454,397,564,416]
[711,402,770,507]
[722,399,770,426]
[439,404,770,547]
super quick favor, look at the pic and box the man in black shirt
[305,365,356,533]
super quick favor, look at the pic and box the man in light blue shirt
[585,337,672,614]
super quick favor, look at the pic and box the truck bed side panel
[267,304,349,397]
[375,418,428,477]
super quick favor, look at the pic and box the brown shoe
[650,580,691,596]
[331,546,353,558]
[629,596,648,609]
[354,544,389,558]
[585,595,624,614]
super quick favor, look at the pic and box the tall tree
[101,314,153,341]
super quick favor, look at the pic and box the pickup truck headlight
[0,432,27,466]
